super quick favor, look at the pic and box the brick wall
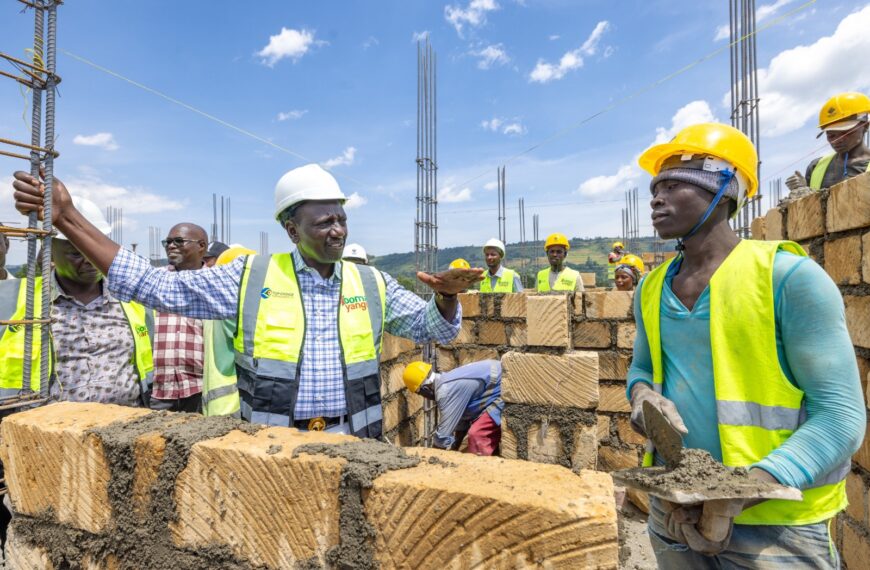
[752,172,870,567]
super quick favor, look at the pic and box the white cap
[483,238,506,257]
[57,196,112,240]
[274,164,346,221]
[343,243,367,263]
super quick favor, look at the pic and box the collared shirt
[486,265,524,292]
[50,275,141,406]
[107,248,461,418]
[152,311,203,400]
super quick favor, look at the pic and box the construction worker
[614,254,644,292]
[480,238,523,293]
[12,164,482,436]
[786,92,870,197]
[628,123,864,566]
[342,242,368,265]
[402,359,503,455]
[0,196,154,406]
[203,241,229,267]
[536,233,584,292]
[607,241,626,283]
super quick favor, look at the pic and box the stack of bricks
[0,402,619,569]
[378,332,426,446]
[752,171,870,568]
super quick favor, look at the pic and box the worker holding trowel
[626,123,865,567]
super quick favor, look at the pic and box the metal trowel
[641,400,683,467]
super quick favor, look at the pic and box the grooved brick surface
[451,320,476,345]
[500,416,518,460]
[526,295,571,347]
[501,351,599,408]
[584,291,634,320]
[845,471,866,523]
[580,272,597,287]
[842,521,870,570]
[845,295,870,349]
[617,323,637,349]
[457,347,499,366]
[616,416,646,446]
[864,232,870,284]
[599,351,632,381]
[477,320,507,345]
[507,322,527,347]
[751,216,765,240]
[827,173,870,233]
[381,333,417,362]
[787,192,824,240]
[824,235,862,285]
[598,446,640,471]
[572,321,612,349]
[765,207,784,240]
[500,293,527,318]
[598,384,631,413]
[457,293,481,318]
[436,347,457,372]
[854,420,870,472]
[368,448,618,569]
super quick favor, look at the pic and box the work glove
[785,170,808,192]
[629,383,688,437]
[662,499,743,556]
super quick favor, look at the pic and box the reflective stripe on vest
[235,255,386,437]
[118,301,155,398]
[536,267,579,292]
[202,319,241,417]
[640,240,847,525]
[480,268,517,293]
[0,278,49,392]
[809,153,870,190]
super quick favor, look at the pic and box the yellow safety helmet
[612,241,625,250]
[544,233,570,251]
[638,123,759,208]
[818,92,870,129]
[449,258,471,270]
[619,254,645,275]
[216,246,257,266]
[402,361,432,393]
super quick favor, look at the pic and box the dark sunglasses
[162,238,202,248]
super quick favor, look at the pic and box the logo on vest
[342,294,368,312]
[260,287,294,300]
[135,325,149,338]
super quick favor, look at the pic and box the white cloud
[471,44,509,69]
[438,184,473,203]
[257,27,317,66]
[549,34,560,41]
[73,132,118,151]
[483,181,498,190]
[277,109,307,121]
[529,21,610,83]
[445,0,499,37]
[503,122,526,135]
[66,171,185,214]
[481,117,504,131]
[322,146,357,168]
[715,0,796,41]
[362,36,379,50]
[412,30,430,43]
[577,164,638,196]
[746,5,870,136]
[654,100,717,143]
[344,192,367,209]
[481,117,525,135]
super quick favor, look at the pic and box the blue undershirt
[627,251,865,489]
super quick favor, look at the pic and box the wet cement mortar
[292,440,421,570]
[12,411,266,570]
[503,403,596,471]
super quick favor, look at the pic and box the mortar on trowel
[611,402,803,543]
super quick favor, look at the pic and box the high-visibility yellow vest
[0,277,154,400]
[234,254,387,437]
[641,240,848,526]
[201,319,240,417]
[809,153,870,190]
[536,267,579,292]
[480,268,518,293]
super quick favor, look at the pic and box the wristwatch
[435,291,457,301]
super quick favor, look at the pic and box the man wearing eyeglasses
[151,224,209,412]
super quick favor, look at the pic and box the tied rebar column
[415,37,438,446]
[497,166,506,243]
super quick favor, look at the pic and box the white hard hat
[343,243,367,263]
[483,238,506,257]
[57,196,112,240]
[274,164,346,221]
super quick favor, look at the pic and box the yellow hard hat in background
[544,233,570,251]
[638,123,759,202]
[818,92,870,129]
[449,258,471,270]
[216,246,257,266]
[612,241,625,250]
[619,254,645,275]
[402,361,433,393]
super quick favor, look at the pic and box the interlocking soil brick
[573,321,612,349]
[526,422,565,464]
[526,295,571,347]
[751,216,765,240]
[451,320,477,345]
[598,384,632,413]
[501,416,518,460]
[584,291,634,320]
[597,415,612,442]
[368,447,618,569]
[580,272,597,288]
[0,402,151,534]
[824,235,863,285]
[842,521,870,570]
[501,351,599,408]
[4,528,122,570]
[827,172,870,233]
[864,232,870,284]
[854,420,870,472]
[617,323,637,349]
[457,292,481,318]
[626,488,651,515]
[616,416,646,446]
[765,207,784,240]
[457,347,499,366]
[507,322,527,347]
[787,192,825,240]
[436,347,457,372]
[571,423,599,471]
[845,296,870,349]
[599,351,632,381]
[381,333,417,362]
[845,471,867,523]
[173,428,353,568]
[383,362,408,396]
[598,446,640,471]
[477,320,507,345]
[500,292,527,318]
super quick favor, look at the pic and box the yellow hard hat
[216,246,257,266]
[449,258,471,270]
[613,241,624,250]
[619,254,645,275]
[638,123,759,203]
[818,92,870,129]
[544,233,570,251]
[402,361,432,393]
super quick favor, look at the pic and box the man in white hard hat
[12,164,482,438]
[0,195,155,407]
[479,238,522,293]
[342,243,368,265]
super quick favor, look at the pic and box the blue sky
[2,0,869,264]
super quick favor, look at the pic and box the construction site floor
[618,504,656,569]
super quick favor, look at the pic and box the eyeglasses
[162,238,202,248]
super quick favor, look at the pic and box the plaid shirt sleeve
[107,248,244,320]
[381,271,461,344]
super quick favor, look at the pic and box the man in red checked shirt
[151,222,209,412]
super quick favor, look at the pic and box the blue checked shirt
[107,248,461,418]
